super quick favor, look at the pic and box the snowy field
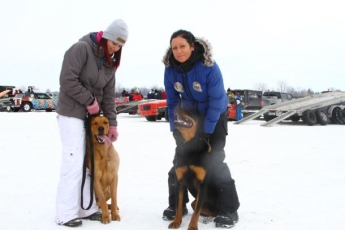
[0,112,344,230]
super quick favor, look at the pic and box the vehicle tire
[315,109,329,125]
[21,102,32,112]
[339,108,345,124]
[5,105,12,112]
[263,113,275,122]
[164,108,169,122]
[46,108,53,112]
[331,107,345,125]
[290,116,300,122]
[302,109,317,126]
[13,107,20,112]
[145,116,156,121]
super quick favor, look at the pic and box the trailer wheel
[145,116,156,121]
[315,109,329,125]
[263,113,275,122]
[303,109,317,126]
[339,108,345,124]
[331,107,345,125]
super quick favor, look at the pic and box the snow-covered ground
[1,112,344,230]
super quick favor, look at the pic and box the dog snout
[98,126,105,134]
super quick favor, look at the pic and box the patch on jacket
[193,82,202,92]
[174,82,184,92]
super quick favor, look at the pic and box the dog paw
[101,215,111,224]
[168,221,181,229]
[187,226,198,230]
[112,213,121,221]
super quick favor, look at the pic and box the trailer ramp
[234,91,345,126]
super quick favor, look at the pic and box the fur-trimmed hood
[162,37,214,67]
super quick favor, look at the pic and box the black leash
[80,113,95,210]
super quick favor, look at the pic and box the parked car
[13,92,58,112]
[0,101,13,112]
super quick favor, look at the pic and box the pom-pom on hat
[102,19,128,46]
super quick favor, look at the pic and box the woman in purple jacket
[162,29,240,228]
[55,19,128,227]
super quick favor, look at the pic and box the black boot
[214,211,238,228]
[62,219,82,227]
[82,211,102,221]
[162,205,188,221]
[214,184,240,228]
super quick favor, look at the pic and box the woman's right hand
[87,98,100,115]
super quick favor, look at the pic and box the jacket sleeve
[164,68,180,131]
[59,42,94,106]
[204,62,226,134]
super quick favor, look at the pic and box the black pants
[167,111,240,213]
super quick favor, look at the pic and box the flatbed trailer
[234,91,345,127]
[115,99,158,114]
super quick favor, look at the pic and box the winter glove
[108,126,118,142]
[86,98,100,115]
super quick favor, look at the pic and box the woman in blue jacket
[162,29,240,228]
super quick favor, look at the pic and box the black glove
[173,129,184,143]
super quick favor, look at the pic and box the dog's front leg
[94,180,111,224]
[188,166,208,230]
[110,174,120,221]
[169,166,187,229]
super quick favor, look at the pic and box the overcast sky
[1,0,344,93]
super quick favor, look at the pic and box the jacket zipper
[179,67,198,109]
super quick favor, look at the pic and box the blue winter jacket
[163,38,228,134]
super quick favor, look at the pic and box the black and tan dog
[87,115,120,224]
[168,108,219,230]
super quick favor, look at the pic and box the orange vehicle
[137,99,168,121]
[138,99,237,122]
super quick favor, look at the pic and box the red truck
[138,99,240,122]
[137,99,168,121]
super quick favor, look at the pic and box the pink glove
[108,126,118,142]
[87,98,100,115]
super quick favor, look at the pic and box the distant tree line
[253,80,341,98]
[16,80,339,99]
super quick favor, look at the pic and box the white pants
[55,115,98,224]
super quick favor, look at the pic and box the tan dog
[87,115,120,224]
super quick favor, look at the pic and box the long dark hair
[98,38,122,70]
[169,29,196,47]
[169,29,204,71]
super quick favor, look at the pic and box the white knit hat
[102,19,128,46]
